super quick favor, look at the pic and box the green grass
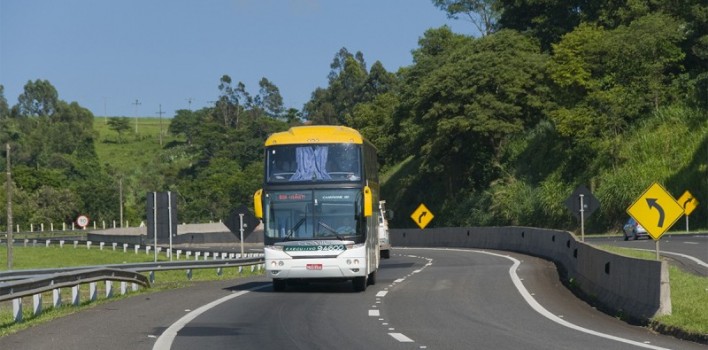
[0,245,263,337]
[94,117,182,172]
[597,244,708,336]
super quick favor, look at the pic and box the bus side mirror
[364,186,373,217]
[254,189,263,218]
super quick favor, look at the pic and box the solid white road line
[152,284,269,350]
[422,248,673,350]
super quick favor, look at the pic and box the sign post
[563,185,600,242]
[627,182,684,260]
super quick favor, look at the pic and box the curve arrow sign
[646,198,665,227]
[418,211,427,224]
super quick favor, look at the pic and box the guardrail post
[32,239,37,247]
[217,267,223,276]
[41,223,44,232]
[121,281,127,295]
[146,246,151,255]
[60,240,65,248]
[100,242,105,250]
[33,293,42,316]
[204,252,210,260]
[13,298,22,323]
[24,239,28,247]
[238,266,243,275]
[89,282,97,302]
[112,242,117,251]
[106,281,113,298]
[186,251,192,259]
[123,243,128,253]
[53,288,61,308]
[149,271,155,284]
[135,245,140,254]
[132,283,139,292]
[74,240,78,248]
[195,252,201,260]
[176,250,182,259]
[86,241,92,250]
[46,239,50,247]
[186,269,192,280]
[72,285,80,306]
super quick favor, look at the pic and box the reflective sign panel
[627,182,683,240]
[411,203,434,229]
[677,190,699,216]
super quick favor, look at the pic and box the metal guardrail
[0,256,265,324]
[0,268,150,302]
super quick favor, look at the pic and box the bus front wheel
[353,276,367,292]
[273,279,286,292]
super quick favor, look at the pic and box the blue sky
[1,0,476,118]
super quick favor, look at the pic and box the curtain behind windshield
[290,146,331,181]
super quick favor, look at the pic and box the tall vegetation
[1,0,706,232]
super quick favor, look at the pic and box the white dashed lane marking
[389,333,414,342]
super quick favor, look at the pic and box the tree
[304,47,369,124]
[432,0,499,36]
[0,85,9,118]
[399,29,550,196]
[257,78,285,119]
[107,117,132,142]
[17,79,59,117]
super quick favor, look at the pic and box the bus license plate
[306,264,323,270]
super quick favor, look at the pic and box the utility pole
[119,177,124,228]
[6,143,13,270]
[103,97,108,124]
[157,104,165,146]
[132,99,141,133]
[186,97,194,110]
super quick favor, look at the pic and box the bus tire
[368,271,376,285]
[273,279,286,292]
[353,276,367,292]
[381,250,390,259]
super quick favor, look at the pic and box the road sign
[677,190,699,216]
[411,203,434,229]
[627,182,683,240]
[564,185,600,219]
[224,205,260,236]
[76,215,90,228]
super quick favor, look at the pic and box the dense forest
[1,0,706,233]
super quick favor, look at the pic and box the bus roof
[265,125,364,146]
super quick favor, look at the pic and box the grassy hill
[94,117,179,171]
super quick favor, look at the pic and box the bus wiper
[318,221,345,240]
[285,218,306,241]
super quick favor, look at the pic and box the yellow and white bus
[254,125,381,292]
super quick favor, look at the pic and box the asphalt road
[585,234,708,276]
[1,248,704,350]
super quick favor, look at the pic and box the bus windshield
[264,189,364,242]
[266,144,361,183]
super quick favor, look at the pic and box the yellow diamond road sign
[627,182,683,240]
[411,203,434,229]
[677,190,699,216]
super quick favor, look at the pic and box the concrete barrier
[390,226,671,323]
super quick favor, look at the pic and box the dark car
[622,217,648,241]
